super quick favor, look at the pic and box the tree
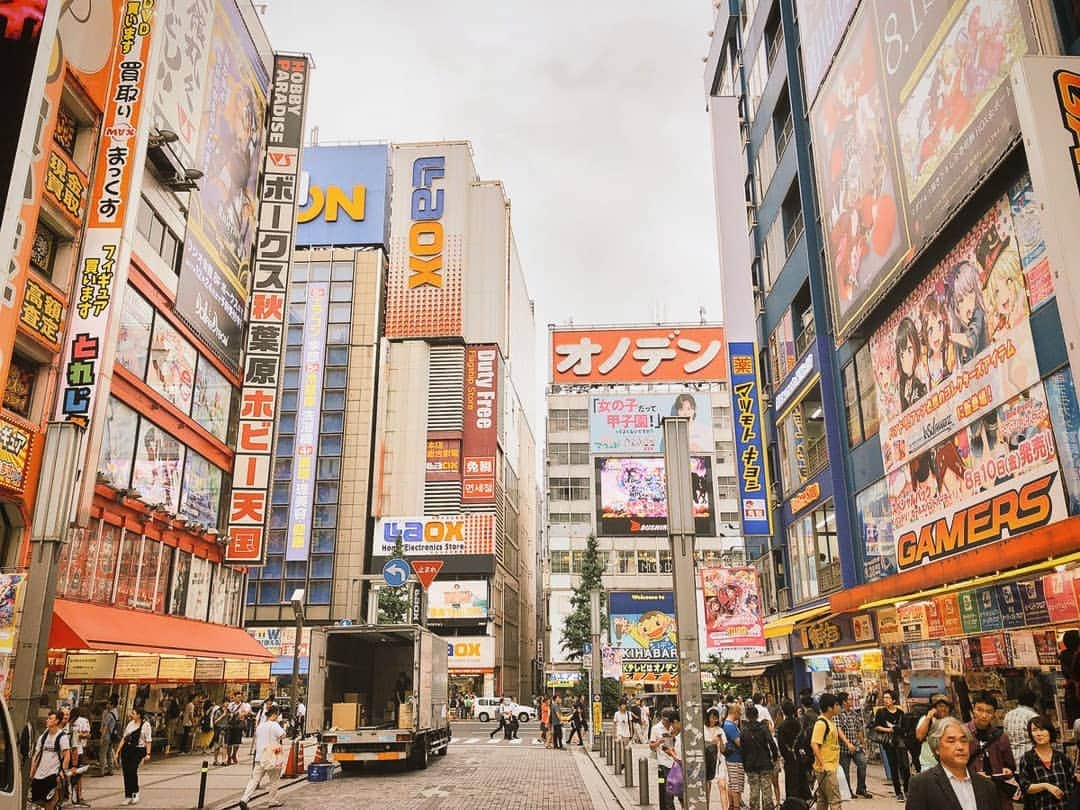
[377,537,411,623]
[702,653,741,698]
[560,534,606,661]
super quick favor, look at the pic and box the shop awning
[830,515,1080,614]
[762,603,831,639]
[730,665,768,678]
[49,600,275,661]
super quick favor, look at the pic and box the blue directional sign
[583,642,592,654]
[382,557,410,588]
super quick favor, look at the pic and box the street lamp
[290,589,305,736]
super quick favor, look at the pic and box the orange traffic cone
[283,740,299,778]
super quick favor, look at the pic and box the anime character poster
[589,392,713,454]
[870,192,1041,473]
[0,574,25,654]
[595,456,716,536]
[810,9,910,337]
[609,591,678,683]
[699,567,765,650]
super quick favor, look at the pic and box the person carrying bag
[239,705,285,810]
[116,707,152,805]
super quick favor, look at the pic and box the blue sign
[728,341,772,536]
[382,557,410,588]
[296,145,390,247]
[583,643,592,654]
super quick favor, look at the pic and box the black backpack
[794,717,827,770]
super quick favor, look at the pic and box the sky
[263,1,724,338]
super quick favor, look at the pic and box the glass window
[569,409,589,430]
[277,436,294,456]
[291,262,309,282]
[58,525,94,600]
[314,505,337,528]
[131,421,185,512]
[146,316,196,413]
[273,458,292,480]
[617,550,635,574]
[855,343,879,438]
[328,303,351,323]
[114,533,144,608]
[842,361,863,447]
[308,581,331,605]
[327,324,350,344]
[549,551,570,574]
[323,390,345,410]
[287,325,303,346]
[310,555,333,578]
[325,368,347,388]
[285,347,301,367]
[786,500,839,602]
[281,390,298,410]
[91,523,121,603]
[247,582,258,604]
[5,354,37,418]
[54,105,78,155]
[178,451,222,526]
[659,549,672,574]
[312,529,335,554]
[267,530,286,555]
[271,482,289,505]
[319,435,342,456]
[169,550,191,615]
[191,358,231,441]
[331,262,352,281]
[309,261,330,282]
[263,556,283,580]
[269,508,288,529]
[330,283,352,302]
[30,220,59,278]
[637,550,658,573]
[98,397,139,488]
[289,283,307,303]
[278,413,296,434]
[570,550,585,572]
[285,561,306,579]
[258,581,282,604]
[316,458,340,480]
[321,412,344,433]
[326,346,348,365]
[316,482,338,503]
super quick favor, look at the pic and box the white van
[473,697,536,723]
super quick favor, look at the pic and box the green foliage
[377,537,411,623]
[601,677,621,717]
[560,534,606,660]
[702,653,742,698]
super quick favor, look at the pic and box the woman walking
[1017,716,1075,808]
[116,707,152,805]
[872,690,911,801]
[704,707,729,810]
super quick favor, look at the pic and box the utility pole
[590,589,602,749]
[662,417,706,810]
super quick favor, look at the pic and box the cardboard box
[343,692,361,703]
[397,703,414,730]
[332,702,360,729]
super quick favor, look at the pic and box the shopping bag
[836,766,853,801]
[666,760,685,797]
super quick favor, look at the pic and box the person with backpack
[116,707,152,805]
[722,701,745,810]
[741,705,778,810]
[966,691,1018,810]
[810,693,843,810]
[29,710,71,810]
[99,698,119,777]
[65,706,91,806]
[872,689,911,801]
[209,699,229,765]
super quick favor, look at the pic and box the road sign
[382,557,410,588]
[583,642,592,654]
[411,559,444,590]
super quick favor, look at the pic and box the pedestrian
[568,699,586,746]
[639,700,651,745]
[181,694,195,754]
[967,691,1018,810]
[905,717,999,809]
[226,691,247,765]
[164,693,181,754]
[551,695,564,749]
[628,699,643,744]
[704,707,729,810]
[99,698,119,777]
[835,691,871,798]
[810,693,843,810]
[210,699,228,766]
[66,706,91,806]
[614,700,632,747]
[507,702,520,740]
[116,706,152,805]
[740,705,777,810]
[537,696,551,746]
[29,709,71,810]
[650,708,677,810]
[294,699,306,738]
[1017,715,1075,809]
[777,699,811,802]
[915,694,952,771]
[1004,689,1040,767]
[490,698,509,740]
[660,712,685,809]
[872,689,911,801]
[722,701,745,810]
[239,705,285,810]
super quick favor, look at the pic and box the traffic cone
[283,740,299,778]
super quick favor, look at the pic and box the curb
[211,772,311,809]
[581,747,639,810]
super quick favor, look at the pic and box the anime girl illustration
[977,227,1028,340]
[895,316,928,410]
[933,439,968,500]
[946,261,989,365]
[920,292,955,386]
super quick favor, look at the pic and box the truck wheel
[437,734,449,756]
[478,712,489,722]
[413,735,429,770]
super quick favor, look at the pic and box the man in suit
[906,716,1000,810]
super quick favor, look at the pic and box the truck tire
[412,735,429,770]
[478,712,489,722]
[437,733,449,756]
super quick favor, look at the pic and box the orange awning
[831,515,1080,614]
[49,599,274,661]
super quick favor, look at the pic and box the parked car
[474,697,536,724]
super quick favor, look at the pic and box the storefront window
[115,533,144,608]
[857,479,897,582]
[776,384,827,493]
[4,354,36,418]
[91,523,121,604]
[131,421,185,512]
[787,500,840,603]
[191,359,231,442]
[116,287,154,378]
[617,550,635,574]
[98,397,139,488]
[146,316,196,413]
[59,525,94,600]
[178,451,222,527]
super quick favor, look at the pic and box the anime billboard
[699,566,766,650]
[594,456,716,537]
[609,591,678,685]
[588,392,713,454]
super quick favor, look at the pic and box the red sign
[551,326,727,384]
[412,560,444,591]
[462,345,498,503]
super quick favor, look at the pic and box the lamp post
[290,589,305,735]
[590,589,602,750]
[10,422,83,734]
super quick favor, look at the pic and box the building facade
[706,0,1080,706]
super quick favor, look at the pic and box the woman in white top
[614,700,632,744]
[704,707,730,810]
[116,707,152,805]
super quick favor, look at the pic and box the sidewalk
[580,735,907,809]
[77,739,316,809]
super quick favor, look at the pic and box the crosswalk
[451,736,527,746]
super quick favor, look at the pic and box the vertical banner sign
[56,1,156,425]
[462,344,498,503]
[285,281,328,561]
[728,341,771,535]
[226,54,309,565]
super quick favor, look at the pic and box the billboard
[551,325,727,385]
[462,345,499,503]
[427,580,489,620]
[375,514,495,557]
[699,566,765,650]
[174,0,269,371]
[296,144,390,247]
[594,456,716,536]
[425,437,461,481]
[385,142,471,339]
[56,0,156,429]
[796,0,860,104]
[869,187,1042,473]
[588,392,713,454]
[284,282,328,562]
[811,0,1038,340]
[446,636,494,670]
[225,55,310,566]
[856,478,897,582]
[609,591,678,685]
[728,342,771,535]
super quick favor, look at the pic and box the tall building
[542,323,752,691]
[0,0,287,722]
[706,0,1080,704]
[364,142,539,702]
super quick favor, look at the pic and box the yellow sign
[297,185,366,223]
[790,482,821,513]
[157,657,196,682]
[248,662,271,681]
[223,660,249,681]
[195,658,225,681]
[861,650,884,671]
[0,416,34,493]
[64,653,116,681]
[114,656,158,681]
[592,695,602,731]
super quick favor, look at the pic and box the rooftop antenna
[699,306,707,325]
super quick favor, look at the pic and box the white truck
[308,625,451,770]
